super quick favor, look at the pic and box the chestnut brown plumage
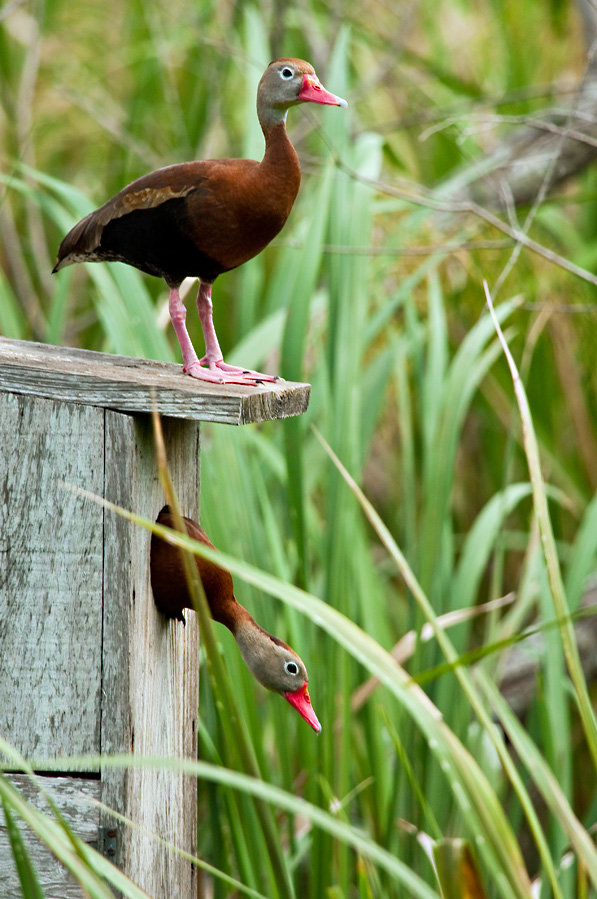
[53,59,346,385]
[150,506,320,732]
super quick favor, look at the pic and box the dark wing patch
[55,190,227,284]
[96,196,226,283]
[53,165,215,277]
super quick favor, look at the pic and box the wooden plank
[0,336,310,425]
[0,392,104,766]
[0,774,101,899]
[101,412,200,898]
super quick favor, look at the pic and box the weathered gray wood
[0,336,311,424]
[0,392,104,765]
[0,395,200,896]
[0,775,101,899]
[101,412,200,898]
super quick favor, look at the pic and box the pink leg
[168,285,235,384]
[195,282,277,383]
[168,283,277,384]
[168,286,227,384]
[196,281,225,367]
[168,286,200,370]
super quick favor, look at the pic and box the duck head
[234,616,321,733]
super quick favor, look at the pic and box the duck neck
[233,614,278,690]
[259,119,301,196]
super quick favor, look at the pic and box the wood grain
[0,395,200,896]
[0,774,101,899]
[101,412,200,898]
[0,392,104,765]
[0,336,310,424]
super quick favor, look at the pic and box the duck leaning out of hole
[150,506,321,732]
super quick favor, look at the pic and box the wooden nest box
[0,336,310,898]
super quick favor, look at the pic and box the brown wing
[53,162,211,271]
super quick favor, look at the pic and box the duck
[52,58,347,386]
[150,506,321,732]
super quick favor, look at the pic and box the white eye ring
[280,66,294,80]
[285,660,299,675]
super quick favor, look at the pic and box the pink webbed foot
[198,357,278,384]
[184,358,278,385]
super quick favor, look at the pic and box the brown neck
[194,553,244,632]
[259,120,301,201]
[213,594,254,635]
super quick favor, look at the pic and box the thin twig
[0,0,28,23]
[334,160,597,287]
[276,237,513,256]
[420,110,597,149]
[521,302,597,314]
[492,36,597,295]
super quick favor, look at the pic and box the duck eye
[284,660,299,675]
[280,66,294,80]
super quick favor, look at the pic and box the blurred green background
[2,0,597,896]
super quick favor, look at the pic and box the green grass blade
[565,490,597,610]
[0,787,45,899]
[452,483,533,612]
[485,283,597,770]
[0,267,26,339]
[479,671,597,890]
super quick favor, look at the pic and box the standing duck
[53,59,347,385]
[150,506,321,732]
